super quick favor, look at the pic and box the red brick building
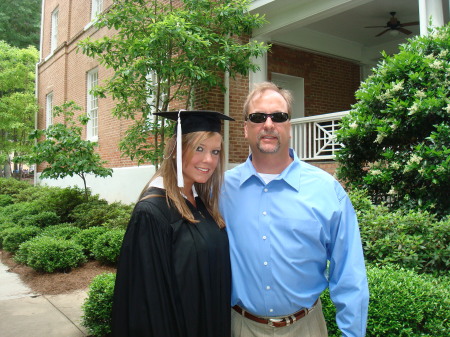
[37,0,445,203]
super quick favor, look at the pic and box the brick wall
[38,2,356,173]
[268,44,360,117]
[38,0,138,171]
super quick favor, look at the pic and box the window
[50,8,59,53]
[91,0,104,21]
[46,92,54,128]
[87,68,99,140]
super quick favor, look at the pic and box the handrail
[290,111,349,160]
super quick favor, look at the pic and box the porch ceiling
[250,0,441,64]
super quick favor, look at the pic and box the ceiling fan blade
[376,29,390,37]
[400,21,419,27]
[365,25,387,28]
[398,27,413,35]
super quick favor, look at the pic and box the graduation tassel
[176,110,184,188]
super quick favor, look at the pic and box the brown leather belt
[232,299,318,328]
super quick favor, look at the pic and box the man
[220,82,369,337]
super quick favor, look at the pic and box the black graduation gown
[111,187,231,337]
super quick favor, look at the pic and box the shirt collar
[239,148,301,191]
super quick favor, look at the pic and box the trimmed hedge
[359,207,450,276]
[16,236,86,272]
[18,211,60,228]
[72,226,109,258]
[0,194,13,207]
[12,185,86,223]
[322,265,450,336]
[82,272,116,337]
[0,201,42,224]
[39,224,82,240]
[0,177,31,196]
[92,229,125,265]
[69,200,132,229]
[1,226,42,253]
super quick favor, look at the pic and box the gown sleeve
[111,196,187,337]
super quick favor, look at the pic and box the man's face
[244,90,291,155]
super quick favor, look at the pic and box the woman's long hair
[140,131,225,228]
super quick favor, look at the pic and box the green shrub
[359,207,450,276]
[0,177,31,196]
[39,224,82,240]
[92,229,125,265]
[347,188,376,218]
[13,185,86,223]
[0,194,13,207]
[103,202,133,229]
[72,226,109,258]
[17,236,86,272]
[0,222,16,248]
[82,272,116,337]
[18,211,60,228]
[0,201,41,224]
[1,226,41,253]
[69,200,132,229]
[322,265,450,336]
[69,199,110,229]
[336,25,450,218]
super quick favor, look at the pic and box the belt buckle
[268,318,283,327]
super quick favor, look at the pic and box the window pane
[87,69,99,138]
[51,9,59,52]
[46,93,53,128]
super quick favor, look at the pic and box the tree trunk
[3,157,12,178]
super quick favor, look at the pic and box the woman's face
[182,133,222,187]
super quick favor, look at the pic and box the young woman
[111,111,234,337]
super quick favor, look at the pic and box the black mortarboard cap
[153,110,234,188]
[154,110,234,134]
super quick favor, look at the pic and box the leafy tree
[0,0,42,49]
[336,24,450,218]
[16,102,113,200]
[78,0,268,166]
[0,41,38,177]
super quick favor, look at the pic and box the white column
[419,0,445,35]
[249,37,268,89]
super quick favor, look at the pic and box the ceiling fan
[365,12,419,37]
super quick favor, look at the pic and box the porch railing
[290,110,349,161]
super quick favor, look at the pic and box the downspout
[224,71,230,169]
[34,0,46,186]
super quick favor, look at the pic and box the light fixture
[389,29,399,37]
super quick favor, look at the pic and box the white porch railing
[290,111,349,161]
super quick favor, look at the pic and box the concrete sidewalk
[0,261,89,337]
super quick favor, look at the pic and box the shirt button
[266,286,271,290]
[262,211,267,216]
[262,235,267,240]
[264,188,268,192]
[269,309,274,313]
[263,261,268,266]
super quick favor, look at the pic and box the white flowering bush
[336,24,450,218]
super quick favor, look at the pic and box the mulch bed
[0,250,116,295]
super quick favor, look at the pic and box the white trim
[45,92,54,128]
[50,8,59,53]
[87,68,99,141]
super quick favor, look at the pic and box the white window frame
[87,68,99,141]
[45,92,54,128]
[50,8,59,53]
[91,0,104,21]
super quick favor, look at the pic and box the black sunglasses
[246,112,290,123]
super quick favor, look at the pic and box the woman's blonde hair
[140,131,225,228]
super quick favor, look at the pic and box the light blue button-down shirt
[220,149,369,337]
